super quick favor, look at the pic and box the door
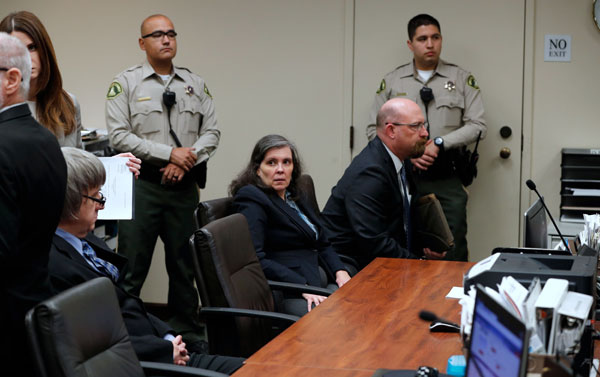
[352,0,526,261]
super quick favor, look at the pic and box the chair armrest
[200,306,299,324]
[267,280,334,296]
[140,361,229,377]
[339,254,359,272]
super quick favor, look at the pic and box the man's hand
[335,270,351,288]
[411,140,439,171]
[170,147,197,171]
[171,335,189,366]
[301,293,327,312]
[160,163,185,184]
[423,247,447,260]
[114,152,141,179]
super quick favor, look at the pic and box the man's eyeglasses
[387,122,428,131]
[142,30,177,39]
[82,192,106,206]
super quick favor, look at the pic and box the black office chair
[190,213,332,357]
[193,197,233,230]
[26,277,227,377]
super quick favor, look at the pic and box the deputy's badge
[444,80,455,92]
[106,82,123,99]
[203,83,212,99]
[185,85,194,95]
[467,75,480,90]
[376,79,386,94]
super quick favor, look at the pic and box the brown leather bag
[414,193,454,252]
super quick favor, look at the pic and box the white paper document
[466,253,500,280]
[98,157,134,220]
[446,286,465,299]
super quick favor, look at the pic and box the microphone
[162,90,177,110]
[162,89,182,148]
[420,86,434,106]
[420,87,434,136]
[419,310,460,333]
[525,179,571,253]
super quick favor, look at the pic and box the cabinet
[560,148,600,222]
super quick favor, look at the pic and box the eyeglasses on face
[82,192,106,206]
[142,30,177,39]
[387,122,428,131]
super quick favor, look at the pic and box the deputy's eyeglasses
[82,192,106,206]
[142,30,177,39]
[387,122,428,131]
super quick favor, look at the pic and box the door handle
[500,147,511,159]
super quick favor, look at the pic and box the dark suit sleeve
[128,335,174,364]
[345,165,414,260]
[148,313,174,336]
[0,166,18,260]
[49,239,176,364]
[301,200,347,275]
[232,186,307,285]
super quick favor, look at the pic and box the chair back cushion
[26,277,143,377]
[197,214,274,311]
[194,197,233,229]
[194,214,277,356]
[296,174,320,215]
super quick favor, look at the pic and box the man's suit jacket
[232,184,346,286]
[49,232,175,363]
[0,104,67,374]
[321,136,418,270]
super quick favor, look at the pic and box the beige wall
[522,0,600,222]
[1,0,353,302]
[3,0,600,302]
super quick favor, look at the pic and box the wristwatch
[434,136,444,150]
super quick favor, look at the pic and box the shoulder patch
[467,75,480,90]
[106,82,123,99]
[204,83,213,99]
[376,79,386,94]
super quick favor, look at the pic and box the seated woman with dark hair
[230,134,351,315]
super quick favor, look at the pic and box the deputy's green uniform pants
[118,178,203,342]
[415,174,469,261]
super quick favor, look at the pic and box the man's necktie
[81,240,120,282]
[400,166,412,250]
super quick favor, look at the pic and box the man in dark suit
[322,98,446,270]
[0,33,67,376]
[49,147,244,375]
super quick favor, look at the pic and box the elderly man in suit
[48,147,244,375]
[322,98,446,270]
[0,32,67,376]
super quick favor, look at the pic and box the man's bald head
[140,14,172,36]
[375,98,421,131]
[375,98,427,160]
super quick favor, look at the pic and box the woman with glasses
[0,11,140,175]
[229,134,352,316]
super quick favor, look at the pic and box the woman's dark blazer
[232,184,346,287]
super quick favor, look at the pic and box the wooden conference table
[233,258,473,377]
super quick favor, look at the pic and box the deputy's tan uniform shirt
[367,59,486,150]
[105,60,219,166]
